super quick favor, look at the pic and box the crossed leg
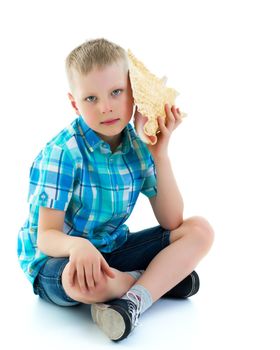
[62,216,214,304]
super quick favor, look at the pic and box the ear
[68,93,80,115]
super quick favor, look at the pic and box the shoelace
[126,291,143,328]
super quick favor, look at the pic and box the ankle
[125,270,144,280]
[98,270,134,302]
[123,272,137,287]
[111,271,136,299]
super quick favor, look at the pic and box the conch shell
[127,49,186,145]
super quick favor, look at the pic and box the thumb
[102,260,116,279]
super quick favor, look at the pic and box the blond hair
[65,38,128,89]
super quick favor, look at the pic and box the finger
[93,262,101,284]
[85,263,95,291]
[171,105,178,119]
[169,105,182,131]
[157,116,167,131]
[165,104,176,130]
[102,259,116,279]
[68,262,76,286]
[76,263,87,293]
[175,107,183,121]
[157,117,169,138]
[173,107,183,129]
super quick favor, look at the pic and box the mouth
[101,118,120,125]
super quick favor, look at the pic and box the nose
[102,109,112,114]
[100,101,113,114]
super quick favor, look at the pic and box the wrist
[68,236,91,255]
[153,153,170,166]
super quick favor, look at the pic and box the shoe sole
[185,271,200,298]
[91,303,126,341]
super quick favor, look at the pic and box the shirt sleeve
[27,145,75,211]
[141,154,157,198]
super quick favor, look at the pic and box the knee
[88,280,111,303]
[184,216,215,249]
[62,264,110,304]
[170,216,214,250]
[79,281,110,304]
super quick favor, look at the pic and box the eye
[112,89,123,96]
[85,96,96,102]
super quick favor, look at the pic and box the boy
[17,38,214,342]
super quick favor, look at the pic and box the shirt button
[39,191,48,201]
[116,185,119,191]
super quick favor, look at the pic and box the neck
[99,133,122,153]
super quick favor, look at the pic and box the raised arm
[144,104,184,230]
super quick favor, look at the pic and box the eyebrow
[84,84,126,96]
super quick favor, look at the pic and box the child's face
[68,60,134,147]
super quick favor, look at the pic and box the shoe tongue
[126,291,142,307]
[127,290,141,299]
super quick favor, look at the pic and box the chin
[98,128,122,137]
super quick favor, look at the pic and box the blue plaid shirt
[17,116,157,285]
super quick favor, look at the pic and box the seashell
[127,49,186,145]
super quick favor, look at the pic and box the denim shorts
[33,225,171,306]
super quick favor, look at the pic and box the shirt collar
[77,115,133,155]
[120,123,134,154]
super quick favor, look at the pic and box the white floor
[4,224,280,350]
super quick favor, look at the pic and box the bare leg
[134,216,214,302]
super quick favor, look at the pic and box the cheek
[80,104,95,116]
[124,100,133,119]
[123,92,134,111]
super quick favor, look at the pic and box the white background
[1,0,279,349]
